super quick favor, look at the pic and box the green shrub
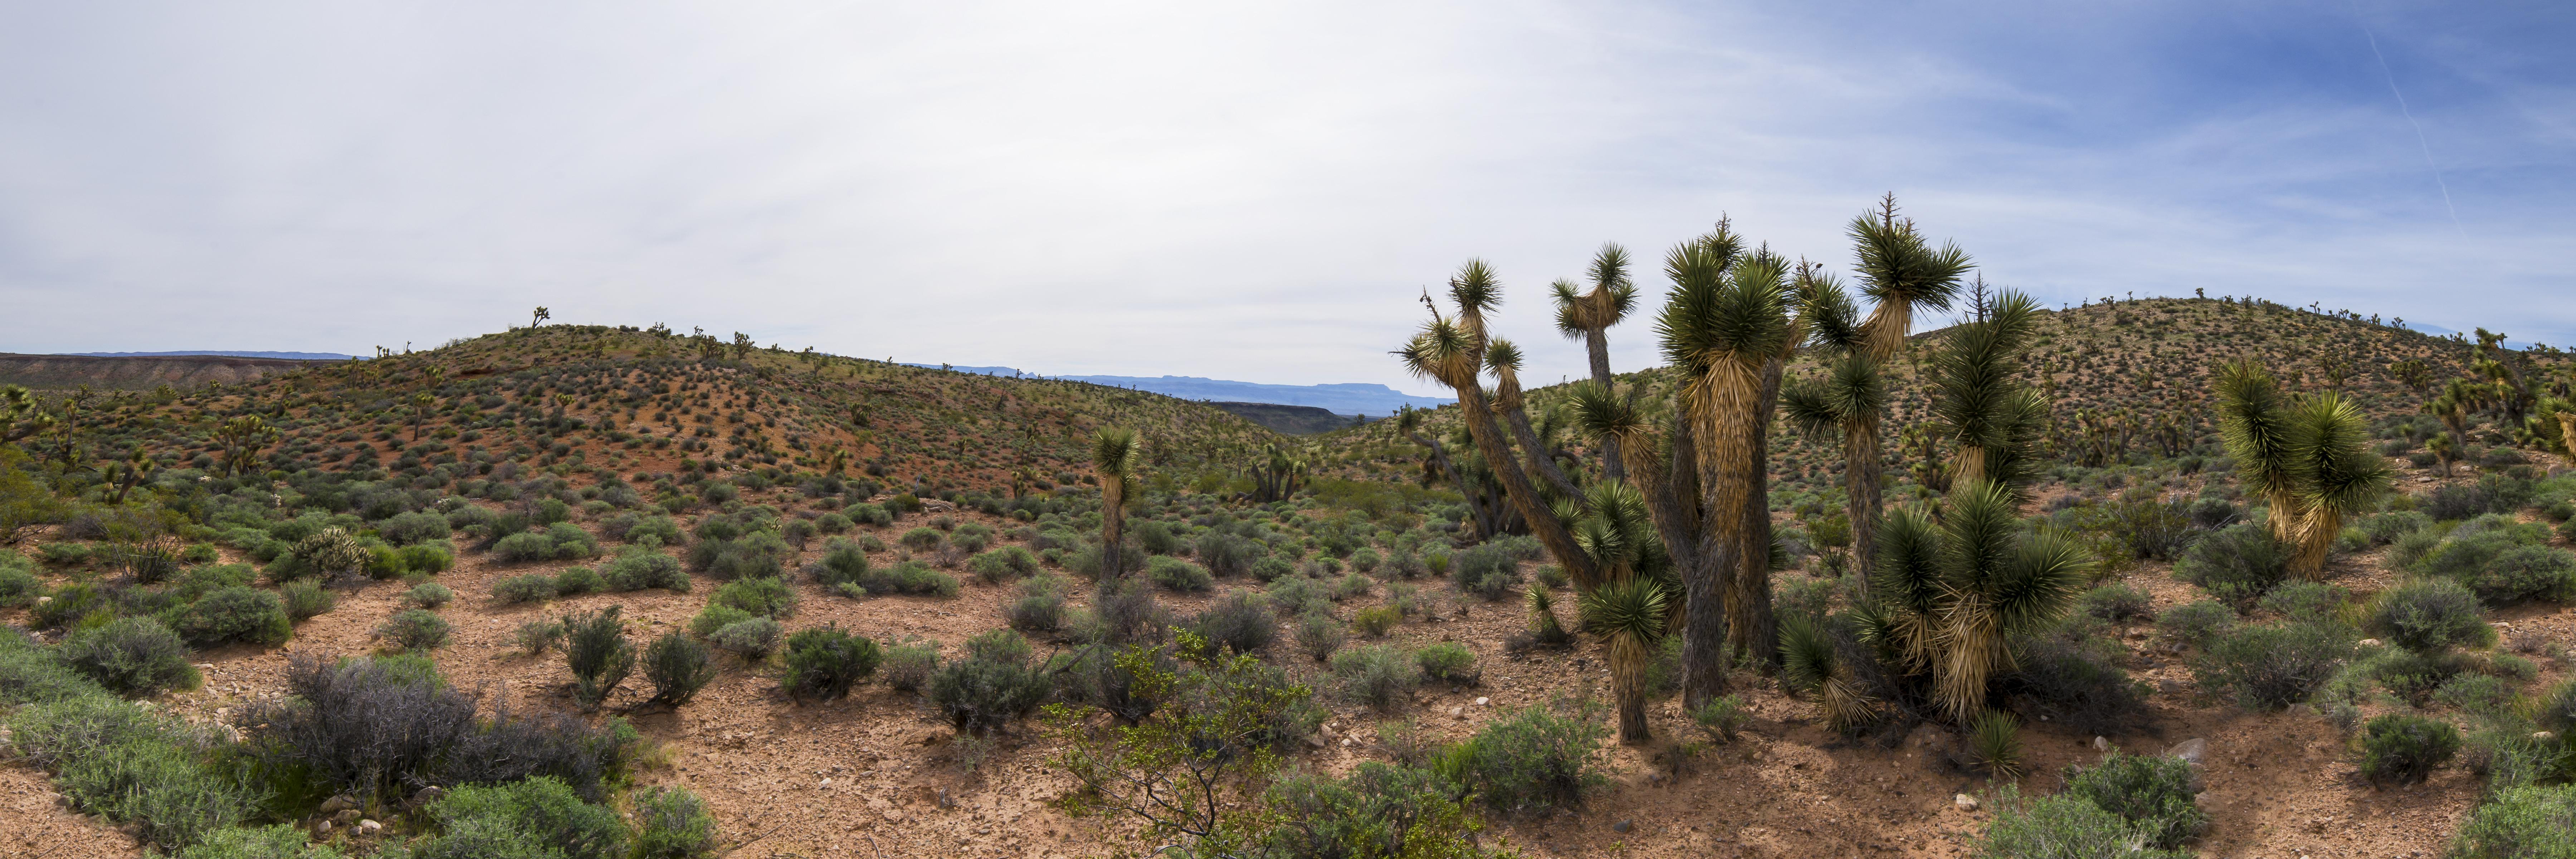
[404,582,456,609]
[1449,543,1520,601]
[1258,763,1484,859]
[173,586,292,646]
[517,619,565,655]
[0,630,96,706]
[1415,642,1479,685]
[415,776,626,859]
[642,632,716,707]
[554,565,604,594]
[882,638,941,693]
[2061,750,2206,849]
[843,503,891,527]
[1179,589,1269,654]
[2434,673,2514,714]
[604,549,687,592]
[2358,713,2459,785]
[1147,556,1215,593]
[2358,510,2431,545]
[379,511,452,545]
[60,616,200,697]
[1689,695,1750,743]
[809,540,871,590]
[1975,786,2191,859]
[2257,581,2347,622]
[2192,621,2355,710]
[1006,574,1071,634]
[2174,523,2289,607]
[1294,610,1346,662]
[2155,600,2236,647]
[1352,605,1400,637]
[397,543,455,575]
[1450,699,1609,817]
[1250,555,1296,583]
[1331,644,1421,710]
[2366,578,2494,652]
[494,573,558,604]
[630,786,719,859]
[0,558,41,607]
[493,531,556,563]
[970,545,1041,583]
[708,618,781,658]
[1268,575,1329,618]
[2451,784,2576,859]
[853,560,960,597]
[689,605,755,639]
[711,576,797,619]
[174,824,346,859]
[783,625,881,701]
[2463,545,2576,605]
[12,695,262,849]
[930,629,1053,733]
[564,607,634,709]
[279,580,335,620]
[899,526,945,551]
[378,608,451,651]
[2004,620,2149,735]
[2077,582,2153,621]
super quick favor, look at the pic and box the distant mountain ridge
[903,364,1453,417]
[68,350,355,360]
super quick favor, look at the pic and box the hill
[907,363,1455,416]
[68,350,358,360]
[0,352,337,392]
[1210,401,1372,435]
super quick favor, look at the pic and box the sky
[3,1,2570,393]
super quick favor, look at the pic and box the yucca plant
[1483,338,1583,500]
[1552,243,1640,479]
[1871,480,2090,720]
[1778,613,1882,734]
[1569,479,1678,744]
[1092,427,1141,579]
[1925,290,2048,493]
[1967,710,2025,780]
[2213,360,2392,579]
[1525,584,1571,647]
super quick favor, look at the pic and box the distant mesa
[66,350,356,360]
[3,351,346,390]
[903,364,1454,418]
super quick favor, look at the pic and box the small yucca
[1968,710,2025,780]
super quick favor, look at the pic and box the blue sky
[2,1,2568,392]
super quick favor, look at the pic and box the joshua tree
[1483,339,1582,500]
[410,393,435,441]
[0,385,54,447]
[1569,479,1675,743]
[532,306,551,328]
[1551,243,1639,478]
[1870,480,2090,721]
[214,416,277,477]
[2214,360,2391,579]
[1926,290,2049,494]
[1850,194,1973,365]
[1092,427,1141,579]
[1780,272,1888,595]
[1249,444,1307,504]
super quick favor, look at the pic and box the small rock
[319,795,359,815]
[2093,736,2109,752]
[2167,738,2208,766]
[2358,638,2382,648]
[820,778,833,787]
[1450,706,1466,719]
[1474,697,1490,706]
[358,819,381,834]
[2535,732,2557,743]
[332,809,360,825]
[1304,733,1327,749]
[1612,819,1633,833]
[314,820,333,835]
[1954,794,1980,812]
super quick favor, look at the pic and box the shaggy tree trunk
[1453,384,1600,587]
[1507,404,1583,500]
[1585,327,1625,481]
[1725,358,1786,670]
[1844,411,1883,599]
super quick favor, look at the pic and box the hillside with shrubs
[8,210,2576,858]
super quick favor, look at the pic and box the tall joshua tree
[1927,291,2049,494]
[1553,244,1639,479]
[1484,339,1583,500]
[1092,427,1141,579]
[1571,480,1673,744]
[1781,273,1888,595]
[2214,360,2391,580]
[1851,195,1973,365]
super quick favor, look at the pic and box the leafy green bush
[60,616,200,697]
[1294,609,1346,662]
[2174,523,2289,607]
[2257,581,2347,622]
[708,618,781,658]
[2005,619,2147,735]
[881,638,940,693]
[0,556,42,607]
[1006,574,1070,634]
[414,776,626,859]
[2451,784,2576,859]
[1352,605,1400,637]
[2358,713,2459,785]
[604,549,688,592]
[554,565,604,595]
[1976,786,2191,859]
[1177,589,1267,655]
[1267,575,1328,618]
[174,824,346,859]
[1449,543,1520,601]
[378,608,451,651]
[1331,644,1421,710]
[711,576,797,619]
[900,526,945,551]
[279,580,335,621]
[930,629,1053,733]
[2192,621,2355,710]
[2155,600,2236,647]
[1449,699,1609,816]
[565,607,634,709]
[2358,510,2431,545]
[853,560,960,597]
[173,586,292,646]
[783,625,881,701]
[493,531,557,563]
[2077,582,2153,621]
[1148,556,1214,593]
[689,605,755,639]
[809,540,871,590]
[2366,578,2494,652]
[0,630,96,705]
[379,511,452,545]
[843,503,891,527]
[643,632,716,706]
[970,545,1040,583]
[12,694,262,849]
[1258,763,1486,859]
[2434,673,2513,714]
[404,582,456,608]
[494,573,558,604]
[2463,545,2576,605]
[1415,642,1480,685]
[630,786,719,859]
[2061,750,2206,849]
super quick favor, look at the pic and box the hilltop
[0,352,336,392]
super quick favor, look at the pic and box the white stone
[1474,697,1490,706]
[2167,738,2208,766]
[1953,794,1980,811]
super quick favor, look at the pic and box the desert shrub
[2434,673,2514,714]
[1132,520,1175,555]
[279,580,335,621]
[1331,644,1421,710]
[708,618,781,659]
[854,559,961,597]
[1085,577,1167,646]
[60,616,200,697]
[603,549,687,592]
[1415,642,1480,685]
[414,776,626,859]
[783,625,881,701]
[1352,605,1401,637]
[970,545,1041,583]
[1332,572,1374,601]
[2193,621,2355,710]
[2366,646,2469,705]
[541,524,598,560]
[630,786,719,859]
[642,632,716,706]
[1187,589,1273,654]
[2451,784,2576,859]
[2257,581,2348,623]
[394,543,454,576]
[493,531,556,563]
[20,697,264,848]
[1147,556,1214,593]
[1975,786,2191,859]
[1450,699,1610,816]
[1267,575,1329,618]
[378,511,452,545]
[2061,750,2206,849]
[899,526,945,551]
[2174,523,2289,607]
[1690,694,1751,743]
[0,630,96,705]
[2359,510,2431,544]
[2005,620,2148,735]
[2462,545,2576,605]
[2366,578,2494,652]
[1006,574,1071,633]
[494,573,558,604]
[2426,484,2486,521]
[2155,600,2236,647]
[2077,583,2153,621]
[1257,763,1483,859]
[689,531,788,580]
[0,558,41,608]
[1449,543,1519,601]
[1250,555,1297,583]
[173,586,293,646]
[1294,610,1347,661]
[518,619,565,655]
[881,639,941,693]
[248,654,630,804]
[555,565,604,594]
[710,576,797,619]
[31,580,107,628]
[843,503,891,527]
[930,629,1053,733]
[1197,532,1259,578]
[565,607,635,709]
[404,581,456,608]
[2359,714,2459,785]
[174,824,346,859]
[1968,711,2024,778]
[378,608,451,651]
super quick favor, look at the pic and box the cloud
[1,0,2570,384]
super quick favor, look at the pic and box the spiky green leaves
[1578,576,1669,647]
[1847,204,1973,362]
[1395,316,1479,390]
[2216,360,2299,504]
[1782,356,1885,439]
[1449,259,1502,330]
[1867,481,2089,720]
[1799,270,1865,356]
[1927,290,2044,491]
[2213,362,2393,577]
[1552,244,1640,340]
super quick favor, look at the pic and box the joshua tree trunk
[1455,384,1601,587]
[2287,507,2338,581]
[1099,486,1126,580]
[1408,427,1498,538]
[1585,328,1625,481]
[1611,635,1650,744]
[1844,411,1883,598]
[1507,405,1583,500]
[1726,358,1786,670]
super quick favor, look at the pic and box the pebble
[358,820,381,834]
[2094,736,2109,752]
[1954,794,1980,811]
[1612,819,1633,833]
[1449,706,1466,720]
[1474,697,1489,706]
[2167,738,2208,766]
